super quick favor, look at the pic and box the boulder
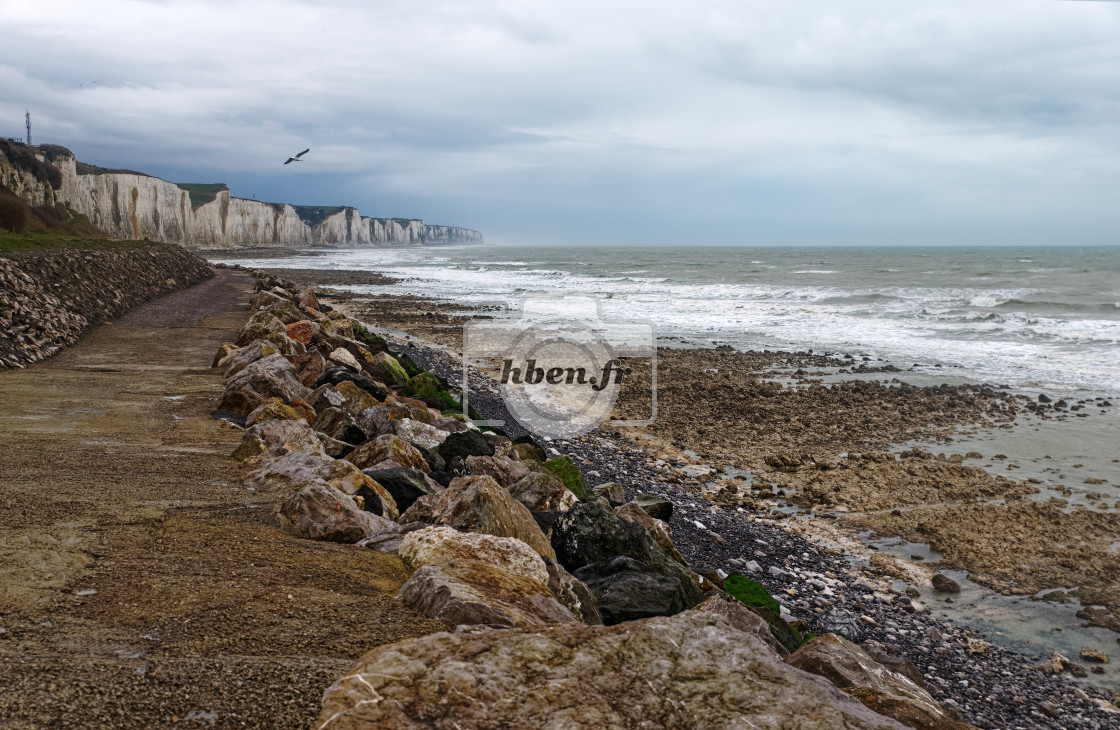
[692,593,790,658]
[217,384,267,417]
[219,339,279,377]
[225,354,312,405]
[286,319,319,345]
[931,573,961,594]
[398,526,574,628]
[507,471,578,513]
[299,288,321,312]
[465,454,530,488]
[367,351,410,386]
[511,441,546,462]
[316,431,354,459]
[336,380,383,415]
[318,611,909,729]
[261,332,306,356]
[593,482,627,506]
[437,429,494,462]
[239,419,325,460]
[356,404,412,437]
[330,347,362,372]
[286,350,326,388]
[400,475,556,560]
[346,434,431,473]
[248,449,399,519]
[551,501,702,623]
[313,407,367,446]
[280,481,394,543]
[250,290,290,310]
[315,367,389,400]
[482,432,512,457]
[307,383,348,413]
[262,299,305,325]
[245,398,306,428]
[408,371,442,398]
[362,467,441,514]
[212,343,239,367]
[393,418,449,451]
[358,521,429,554]
[236,311,285,346]
[634,493,674,521]
[614,501,688,567]
[786,633,968,730]
[542,555,602,625]
[541,455,588,500]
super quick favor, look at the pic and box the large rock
[692,593,790,658]
[550,501,702,623]
[225,353,312,405]
[400,475,555,560]
[318,611,908,729]
[615,501,688,567]
[286,349,326,388]
[245,398,305,428]
[367,350,410,386]
[236,311,285,346]
[307,383,347,413]
[280,481,394,544]
[437,429,494,462]
[313,407,367,446]
[634,493,674,521]
[361,467,440,514]
[786,633,969,730]
[465,454,530,488]
[219,339,278,377]
[356,404,412,438]
[508,471,578,513]
[542,555,602,625]
[358,521,429,554]
[237,418,325,461]
[346,434,431,473]
[392,418,449,452]
[336,380,383,415]
[285,319,320,345]
[262,299,305,325]
[315,367,388,400]
[248,449,399,519]
[397,526,576,629]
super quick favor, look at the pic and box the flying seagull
[284,148,310,165]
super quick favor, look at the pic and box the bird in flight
[284,148,310,165]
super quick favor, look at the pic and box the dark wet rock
[312,406,367,445]
[314,367,388,400]
[931,573,961,594]
[541,456,589,500]
[362,467,440,514]
[437,429,494,462]
[551,501,701,623]
[542,555,602,626]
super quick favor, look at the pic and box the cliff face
[1,143,482,249]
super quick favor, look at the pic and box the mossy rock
[367,351,410,386]
[435,390,461,413]
[542,456,588,501]
[394,351,424,378]
[409,371,442,399]
[725,574,805,652]
[724,574,779,615]
[352,322,389,353]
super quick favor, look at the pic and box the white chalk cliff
[1,144,482,249]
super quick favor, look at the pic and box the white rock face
[1,144,483,249]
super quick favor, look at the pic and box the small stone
[1079,647,1110,663]
[931,573,960,594]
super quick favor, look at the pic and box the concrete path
[0,268,442,728]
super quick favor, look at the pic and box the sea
[216,243,1120,676]
[222,244,1120,392]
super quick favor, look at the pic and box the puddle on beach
[869,535,1120,689]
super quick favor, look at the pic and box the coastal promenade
[0,269,442,727]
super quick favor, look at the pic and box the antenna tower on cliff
[25,110,31,145]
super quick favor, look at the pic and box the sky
[1,0,1118,246]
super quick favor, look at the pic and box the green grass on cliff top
[0,231,152,253]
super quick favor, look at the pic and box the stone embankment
[214,268,991,729]
[0,244,213,368]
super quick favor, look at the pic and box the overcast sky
[2,0,1118,245]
